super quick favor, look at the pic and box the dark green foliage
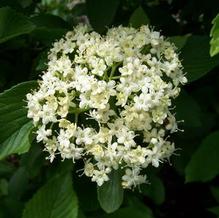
[186,131,219,182]
[129,6,150,28]
[86,0,120,33]
[0,1,219,218]
[0,7,35,43]
[180,36,219,82]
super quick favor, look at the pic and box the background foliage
[0,0,219,218]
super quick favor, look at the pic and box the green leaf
[127,194,153,215]
[97,170,124,213]
[30,14,68,44]
[103,207,153,218]
[141,176,165,205]
[129,6,150,28]
[2,196,24,217]
[208,206,219,216]
[34,50,48,72]
[22,173,78,218]
[0,0,21,10]
[0,161,15,176]
[0,179,8,196]
[77,210,87,218]
[86,0,120,33]
[144,6,179,35]
[180,36,219,82]
[175,90,202,128]
[8,167,29,200]
[209,206,219,217]
[31,28,67,44]
[169,35,190,50]
[19,0,32,8]
[0,7,35,43]
[30,14,68,29]
[74,176,100,212]
[20,144,44,178]
[210,13,219,57]
[211,187,219,203]
[0,81,37,160]
[185,131,219,182]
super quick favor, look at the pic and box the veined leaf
[0,81,37,160]
[180,36,219,82]
[210,13,219,57]
[0,7,35,43]
[23,173,78,218]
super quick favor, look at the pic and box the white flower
[91,170,109,186]
[122,168,146,189]
[84,162,94,177]
[41,104,57,125]
[36,125,52,142]
[27,24,186,189]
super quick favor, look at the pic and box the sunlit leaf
[210,13,219,57]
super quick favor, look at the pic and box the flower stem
[109,62,121,80]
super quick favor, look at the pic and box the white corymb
[27,24,187,189]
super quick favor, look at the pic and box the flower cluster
[27,24,187,188]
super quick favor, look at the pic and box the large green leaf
[86,0,120,33]
[0,81,37,160]
[129,6,150,28]
[30,14,68,44]
[180,36,219,82]
[169,35,190,50]
[0,7,35,43]
[210,13,219,57]
[22,173,78,218]
[97,170,124,213]
[141,175,165,205]
[185,131,219,182]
